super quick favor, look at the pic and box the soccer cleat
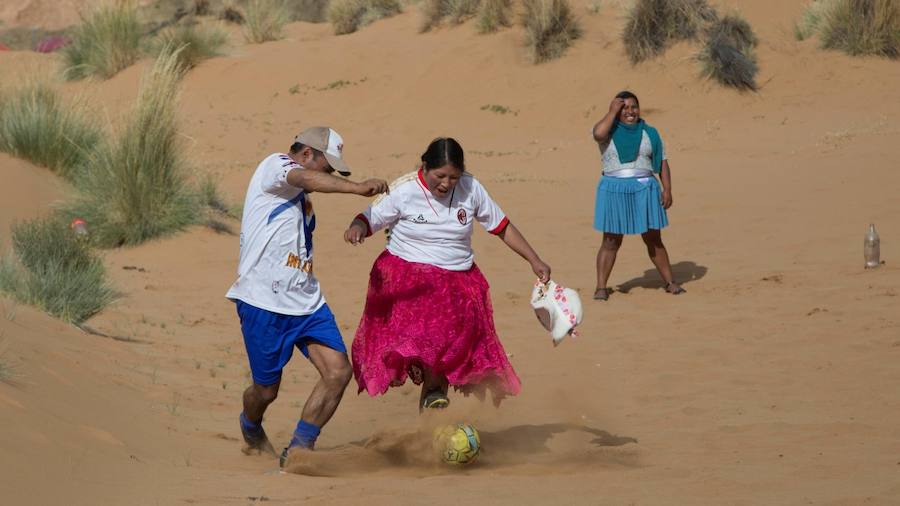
[279,447,290,468]
[240,415,275,455]
[422,389,450,410]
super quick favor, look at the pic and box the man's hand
[356,179,389,197]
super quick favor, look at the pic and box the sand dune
[2,2,900,504]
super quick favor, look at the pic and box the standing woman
[592,91,684,300]
[344,137,551,410]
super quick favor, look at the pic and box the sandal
[665,282,686,295]
[593,287,611,301]
[407,364,424,385]
[421,389,450,410]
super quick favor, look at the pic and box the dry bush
[244,0,290,42]
[698,28,758,90]
[820,0,900,57]
[795,0,837,40]
[153,22,228,69]
[285,0,331,22]
[521,0,582,63]
[622,0,716,64]
[476,0,512,33]
[329,0,402,35]
[420,0,481,32]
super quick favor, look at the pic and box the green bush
[795,0,836,40]
[820,0,900,57]
[244,0,290,42]
[0,217,116,324]
[0,81,99,180]
[622,0,716,64]
[477,0,512,33]
[285,0,332,22]
[419,0,481,31]
[329,0,402,35]
[62,1,142,80]
[67,47,200,247]
[153,22,228,69]
[698,15,759,91]
[521,0,582,63]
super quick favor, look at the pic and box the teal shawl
[610,119,663,173]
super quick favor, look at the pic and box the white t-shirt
[225,153,324,316]
[357,170,509,271]
[598,131,666,178]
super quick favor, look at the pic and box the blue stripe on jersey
[267,192,303,225]
[299,193,313,255]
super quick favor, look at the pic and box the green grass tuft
[0,217,116,324]
[62,1,142,80]
[820,0,900,57]
[66,47,201,248]
[521,0,582,63]
[0,81,100,180]
[622,0,716,64]
[420,0,481,32]
[795,0,836,40]
[153,22,229,69]
[329,0,402,35]
[244,0,290,43]
[476,0,512,33]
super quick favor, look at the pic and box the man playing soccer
[226,127,388,466]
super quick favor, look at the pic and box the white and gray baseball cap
[293,127,351,176]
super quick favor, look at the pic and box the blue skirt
[593,176,668,235]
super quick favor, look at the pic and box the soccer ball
[433,423,481,465]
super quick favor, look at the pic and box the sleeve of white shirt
[260,155,301,196]
[360,191,401,236]
[473,178,509,235]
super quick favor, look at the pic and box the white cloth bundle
[530,280,583,346]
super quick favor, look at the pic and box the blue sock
[289,420,321,449]
[240,413,263,435]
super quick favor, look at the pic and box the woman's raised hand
[609,97,626,115]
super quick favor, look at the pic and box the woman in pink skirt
[344,137,551,410]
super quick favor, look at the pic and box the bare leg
[300,343,353,427]
[595,233,623,299]
[640,229,684,293]
[241,381,279,454]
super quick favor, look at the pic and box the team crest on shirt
[457,209,467,225]
[410,214,427,224]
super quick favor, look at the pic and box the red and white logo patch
[457,209,467,225]
[336,143,343,154]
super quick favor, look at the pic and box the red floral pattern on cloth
[351,251,521,405]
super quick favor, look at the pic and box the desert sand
[1,1,900,504]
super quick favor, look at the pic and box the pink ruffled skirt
[351,251,521,404]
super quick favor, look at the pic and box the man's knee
[323,359,352,389]
[254,384,279,404]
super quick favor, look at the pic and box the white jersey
[357,170,509,271]
[226,153,324,315]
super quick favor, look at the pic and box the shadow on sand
[616,260,708,294]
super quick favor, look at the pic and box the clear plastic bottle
[864,223,880,269]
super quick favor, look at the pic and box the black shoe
[279,447,290,468]
[422,389,450,410]
[240,416,275,455]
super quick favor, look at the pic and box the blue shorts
[235,300,346,386]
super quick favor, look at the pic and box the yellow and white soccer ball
[433,423,481,465]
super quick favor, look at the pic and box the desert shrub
[0,217,116,324]
[0,81,99,180]
[153,22,228,69]
[521,0,582,63]
[795,0,836,40]
[698,15,759,91]
[62,1,142,80]
[67,47,200,247]
[622,0,716,64]
[285,0,332,22]
[819,0,900,57]
[328,0,402,35]
[244,0,290,42]
[476,0,512,33]
[420,0,482,31]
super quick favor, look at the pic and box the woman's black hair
[615,90,639,107]
[421,137,465,172]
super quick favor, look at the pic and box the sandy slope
[2,1,900,504]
